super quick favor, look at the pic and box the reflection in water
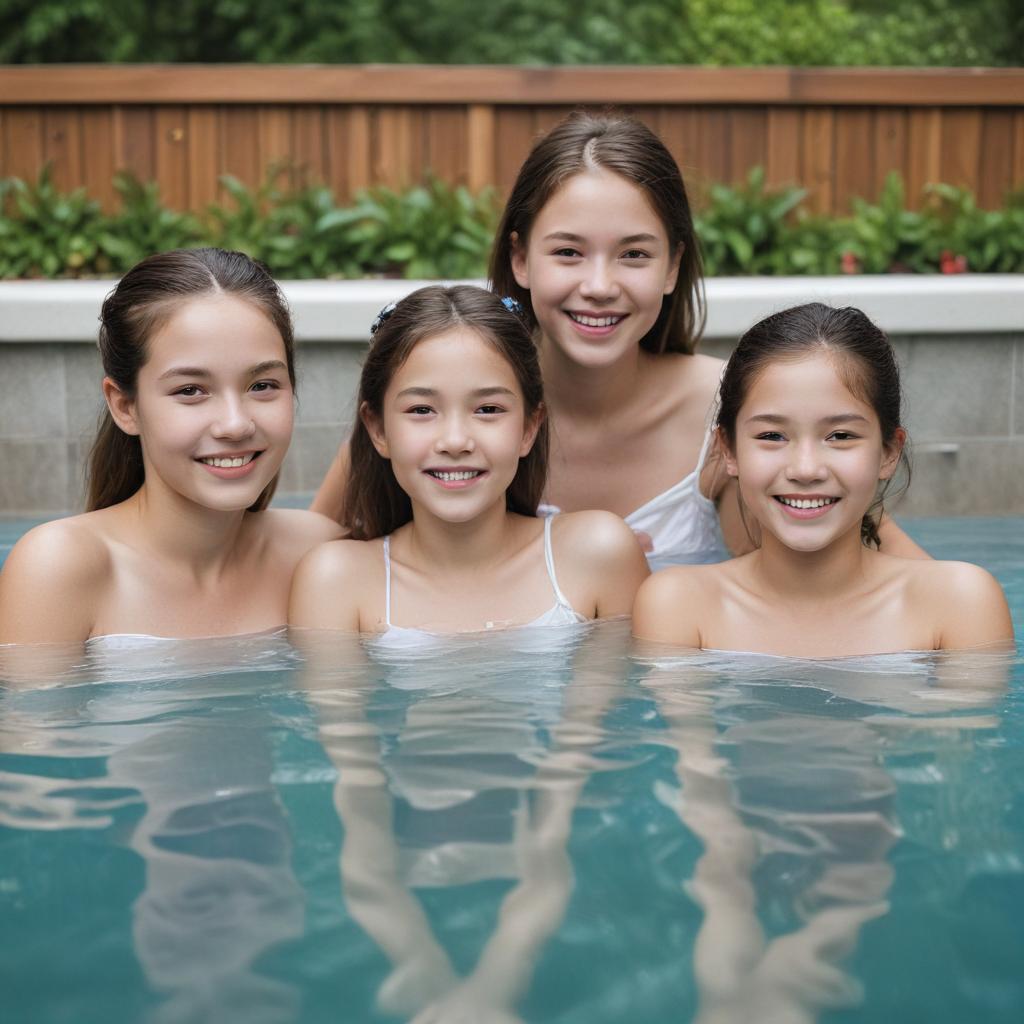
[1,628,1021,1024]
[1,635,305,1024]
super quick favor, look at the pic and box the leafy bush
[2,165,1022,280]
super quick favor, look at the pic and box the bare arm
[631,569,704,647]
[310,440,351,524]
[288,541,365,632]
[937,562,1014,650]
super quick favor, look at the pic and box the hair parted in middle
[716,302,910,548]
[344,285,548,540]
[489,109,706,356]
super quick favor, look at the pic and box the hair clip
[370,300,397,336]
[500,296,525,317]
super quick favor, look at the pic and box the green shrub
[2,164,1021,280]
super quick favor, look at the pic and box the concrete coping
[1,275,1022,343]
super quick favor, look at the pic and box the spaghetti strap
[382,536,393,626]
[543,516,573,611]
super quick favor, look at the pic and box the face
[106,294,294,512]
[363,327,541,526]
[510,168,681,370]
[723,352,904,554]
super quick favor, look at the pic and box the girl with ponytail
[0,248,340,645]
[633,303,1012,656]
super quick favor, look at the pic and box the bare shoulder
[289,537,378,630]
[906,558,1013,649]
[0,513,113,642]
[655,351,724,404]
[632,564,722,646]
[550,511,650,617]
[258,508,345,556]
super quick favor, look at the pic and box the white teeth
[569,313,623,328]
[201,453,255,468]
[430,470,481,482]
[777,496,838,509]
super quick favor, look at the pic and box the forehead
[533,168,668,241]
[742,351,875,416]
[144,294,285,369]
[390,326,520,389]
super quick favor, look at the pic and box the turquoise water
[1,519,1022,1024]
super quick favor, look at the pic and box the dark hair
[717,302,909,548]
[345,285,547,540]
[489,109,705,355]
[86,248,295,513]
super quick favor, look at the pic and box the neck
[399,498,519,575]
[125,481,251,577]
[750,524,873,603]
[539,334,645,421]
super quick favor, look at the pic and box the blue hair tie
[500,296,525,317]
[370,300,397,336]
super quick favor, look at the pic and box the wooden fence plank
[802,109,835,213]
[291,106,327,184]
[426,106,467,184]
[2,108,45,182]
[257,106,292,182]
[906,108,942,206]
[466,105,495,193]
[659,107,704,185]
[154,105,189,209]
[978,109,1014,208]
[834,108,875,207]
[114,106,156,183]
[728,108,767,184]
[873,108,907,198]
[1014,112,1024,191]
[187,107,221,209]
[765,108,802,190]
[939,108,981,191]
[43,108,83,193]
[221,105,260,187]
[493,108,537,195]
[79,108,117,211]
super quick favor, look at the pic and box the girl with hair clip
[312,111,926,567]
[289,284,648,635]
[633,303,1013,656]
[0,248,341,647]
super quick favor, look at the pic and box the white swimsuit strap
[543,515,573,610]
[382,535,393,626]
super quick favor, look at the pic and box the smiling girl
[0,248,340,645]
[289,285,648,635]
[632,303,1012,656]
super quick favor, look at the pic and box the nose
[786,440,827,483]
[578,257,620,302]
[434,413,475,456]
[212,394,256,440]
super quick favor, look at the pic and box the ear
[664,242,683,295]
[102,377,140,436]
[879,427,906,480]
[519,403,545,458]
[359,401,389,459]
[510,231,530,291]
[717,426,739,478]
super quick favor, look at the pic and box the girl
[289,285,648,634]
[632,303,1013,656]
[312,111,926,566]
[0,248,341,645]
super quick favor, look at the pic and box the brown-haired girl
[313,111,925,567]
[633,303,1012,655]
[0,248,341,645]
[290,285,648,635]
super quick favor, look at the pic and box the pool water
[1,518,1022,1024]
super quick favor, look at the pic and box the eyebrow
[395,386,517,399]
[157,360,287,381]
[541,231,660,245]
[745,413,871,426]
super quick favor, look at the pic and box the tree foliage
[1,0,1020,65]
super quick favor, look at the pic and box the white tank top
[372,515,587,652]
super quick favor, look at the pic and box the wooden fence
[2,65,1024,213]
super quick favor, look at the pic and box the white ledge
[0,275,1021,343]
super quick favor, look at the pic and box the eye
[476,404,504,415]
[755,431,785,442]
[621,249,651,260]
[406,405,434,416]
[827,430,859,442]
[250,379,282,393]
[173,384,205,398]
[552,246,582,258]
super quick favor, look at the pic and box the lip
[423,468,488,491]
[773,494,841,520]
[563,309,628,338]
[195,450,263,480]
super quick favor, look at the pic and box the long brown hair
[86,248,295,512]
[489,109,706,355]
[345,286,547,540]
[717,303,910,548]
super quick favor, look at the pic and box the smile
[198,453,258,468]
[567,312,625,328]
[426,469,484,482]
[774,496,839,509]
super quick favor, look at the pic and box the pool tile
[0,346,67,439]
[293,344,362,426]
[0,438,71,515]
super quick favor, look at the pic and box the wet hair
[489,109,706,355]
[345,285,547,540]
[86,248,295,512]
[717,302,909,548]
